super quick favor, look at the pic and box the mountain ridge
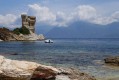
[45,21,119,38]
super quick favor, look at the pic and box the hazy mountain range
[36,21,119,38]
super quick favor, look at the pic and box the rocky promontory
[0,27,45,41]
[0,14,45,41]
[0,55,96,80]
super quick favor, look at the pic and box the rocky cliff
[0,28,45,41]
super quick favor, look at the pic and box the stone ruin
[21,14,36,33]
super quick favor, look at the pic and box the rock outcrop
[18,32,45,41]
[57,68,96,80]
[104,56,119,66]
[0,39,3,41]
[0,28,45,41]
[0,28,21,41]
[0,55,60,80]
[0,14,45,41]
[0,55,96,80]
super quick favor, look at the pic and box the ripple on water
[1,39,119,80]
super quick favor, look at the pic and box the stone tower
[21,14,36,33]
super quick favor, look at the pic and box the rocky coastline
[0,55,96,80]
[0,28,45,41]
[0,14,45,41]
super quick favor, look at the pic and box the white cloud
[0,14,17,26]
[55,11,74,26]
[73,5,119,25]
[111,11,119,20]
[26,4,119,26]
[1,4,119,28]
[76,5,97,20]
[27,4,74,26]
[28,4,56,25]
[55,12,67,26]
[92,11,119,25]
[92,17,116,25]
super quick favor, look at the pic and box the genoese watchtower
[21,14,36,33]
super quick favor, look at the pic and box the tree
[13,28,21,35]
[13,27,30,35]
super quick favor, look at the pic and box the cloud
[92,17,116,25]
[28,4,56,25]
[27,4,74,26]
[0,14,17,26]
[111,11,119,20]
[76,5,97,20]
[73,5,119,25]
[55,11,74,26]
[92,11,119,25]
[1,4,119,28]
[26,4,119,26]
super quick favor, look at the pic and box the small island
[0,14,45,41]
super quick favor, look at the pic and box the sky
[0,0,119,28]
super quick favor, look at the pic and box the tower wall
[21,14,36,33]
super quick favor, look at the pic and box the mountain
[35,24,54,35]
[45,21,119,38]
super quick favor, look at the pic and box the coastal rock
[0,28,45,41]
[0,39,3,41]
[104,56,119,66]
[57,68,96,80]
[0,55,60,80]
[23,32,45,41]
[0,28,20,41]
[38,34,45,40]
[0,55,96,80]
[56,75,71,80]
[0,14,45,41]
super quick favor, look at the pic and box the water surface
[0,38,119,79]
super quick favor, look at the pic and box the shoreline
[2,54,119,80]
[0,55,96,80]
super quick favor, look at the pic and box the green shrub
[13,27,30,35]
[20,27,30,35]
[13,28,21,35]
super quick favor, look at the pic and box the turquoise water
[0,38,119,79]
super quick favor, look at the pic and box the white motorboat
[44,39,53,43]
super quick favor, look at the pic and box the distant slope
[35,24,54,34]
[45,21,119,38]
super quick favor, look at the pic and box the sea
[0,38,119,80]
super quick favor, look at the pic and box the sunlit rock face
[0,55,60,80]
[0,55,96,80]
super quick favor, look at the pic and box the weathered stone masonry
[21,14,36,33]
